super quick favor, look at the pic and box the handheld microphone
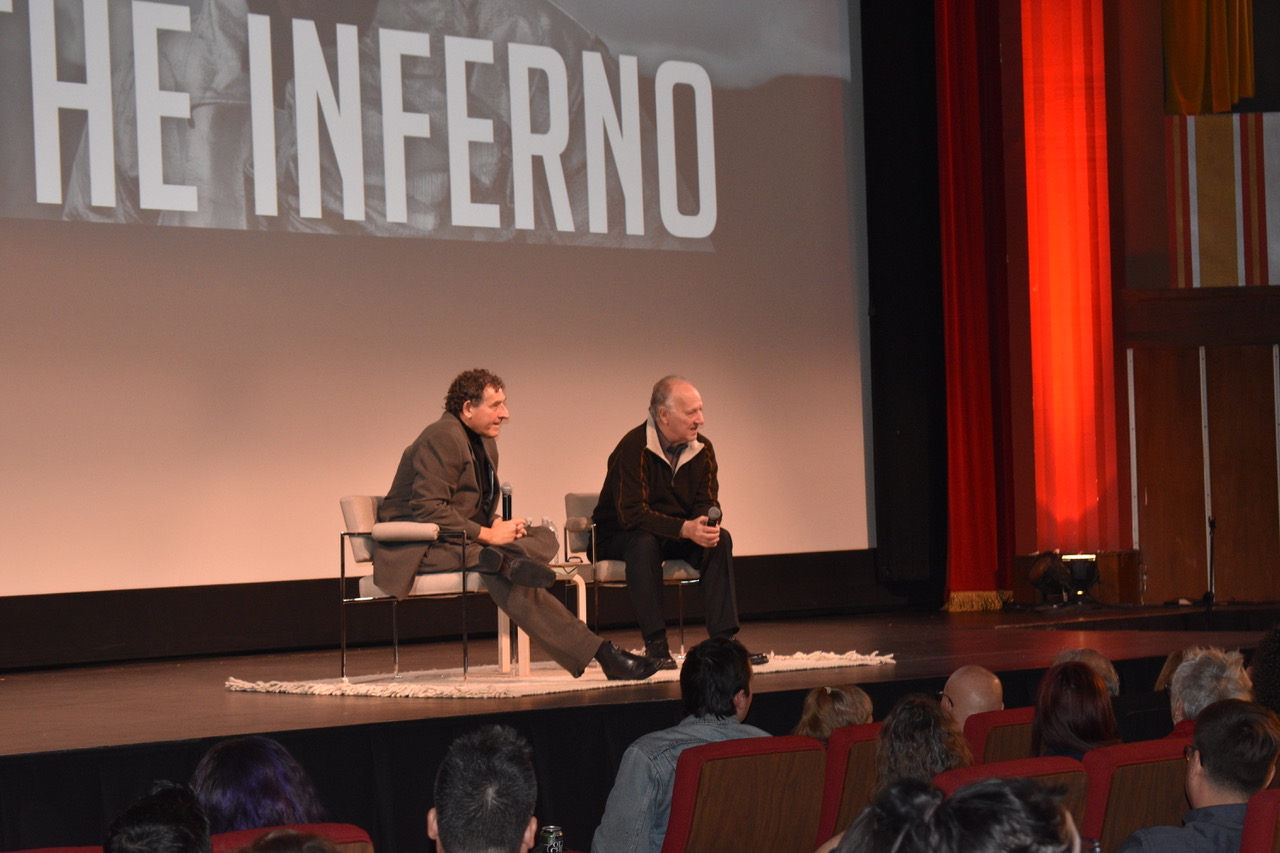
[501,482,513,521]
[706,506,722,527]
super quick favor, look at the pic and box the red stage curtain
[1021,0,1123,553]
[936,0,1002,609]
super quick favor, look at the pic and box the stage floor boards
[1,604,1269,759]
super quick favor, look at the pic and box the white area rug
[226,650,894,700]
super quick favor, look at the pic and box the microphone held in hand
[705,506,722,527]
[501,481,513,521]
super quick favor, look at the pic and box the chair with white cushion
[340,494,518,679]
[563,491,700,655]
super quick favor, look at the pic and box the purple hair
[191,736,328,833]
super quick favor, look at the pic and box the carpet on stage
[226,650,895,700]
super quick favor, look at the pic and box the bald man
[941,665,1005,730]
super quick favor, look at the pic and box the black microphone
[706,506,722,527]
[501,482,513,521]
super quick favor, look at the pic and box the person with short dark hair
[428,725,539,853]
[591,375,760,669]
[374,369,659,681]
[105,781,211,853]
[591,637,768,853]
[1032,661,1121,760]
[190,735,328,834]
[1117,698,1280,853]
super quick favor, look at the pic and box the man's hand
[478,517,527,546]
[680,516,721,548]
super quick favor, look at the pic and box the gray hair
[1171,646,1252,721]
[649,374,689,421]
[1053,648,1120,697]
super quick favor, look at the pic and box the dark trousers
[597,528,739,644]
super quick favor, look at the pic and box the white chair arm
[371,521,441,542]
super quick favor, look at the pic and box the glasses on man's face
[937,690,954,709]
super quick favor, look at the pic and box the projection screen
[0,0,872,595]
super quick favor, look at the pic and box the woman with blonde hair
[793,684,873,743]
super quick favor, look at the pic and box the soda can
[539,825,564,853]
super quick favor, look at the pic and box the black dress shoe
[645,639,678,671]
[595,642,662,681]
[749,652,770,666]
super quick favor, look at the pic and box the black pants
[596,528,739,644]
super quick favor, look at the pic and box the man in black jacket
[593,375,761,669]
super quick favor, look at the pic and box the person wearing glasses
[1117,698,1280,853]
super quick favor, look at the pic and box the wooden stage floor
[2,603,1271,759]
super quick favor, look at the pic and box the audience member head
[835,777,1079,853]
[1032,661,1120,759]
[1187,698,1280,807]
[190,735,327,834]
[941,665,1004,731]
[793,684,873,743]
[1053,648,1120,697]
[1250,625,1280,717]
[428,724,538,853]
[105,781,210,853]
[1170,646,1252,724]
[875,693,972,791]
[680,636,753,720]
[243,830,338,853]
[443,369,504,415]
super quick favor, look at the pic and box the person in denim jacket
[590,637,768,853]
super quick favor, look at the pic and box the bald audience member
[941,665,1004,730]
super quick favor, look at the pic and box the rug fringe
[943,590,1010,612]
[226,650,895,700]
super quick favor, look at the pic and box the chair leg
[391,599,401,677]
[462,571,470,681]
[677,583,687,657]
[340,533,349,680]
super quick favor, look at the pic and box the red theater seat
[659,735,825,853]
[816,722,882,844]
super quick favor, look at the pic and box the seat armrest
[371,521,441,541]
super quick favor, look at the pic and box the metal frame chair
[340,494,492,680]
[563,491,700,655]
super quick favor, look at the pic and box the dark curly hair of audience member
[834,777,1077,853]
[1249,625,1280,717]
[1032,661,1120,760]
[190,736,328,834]
[794,685,873,744]
[105,781,211,853]
[243,829,338,853]
[874,693,972,792]
[443,369,504,415]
